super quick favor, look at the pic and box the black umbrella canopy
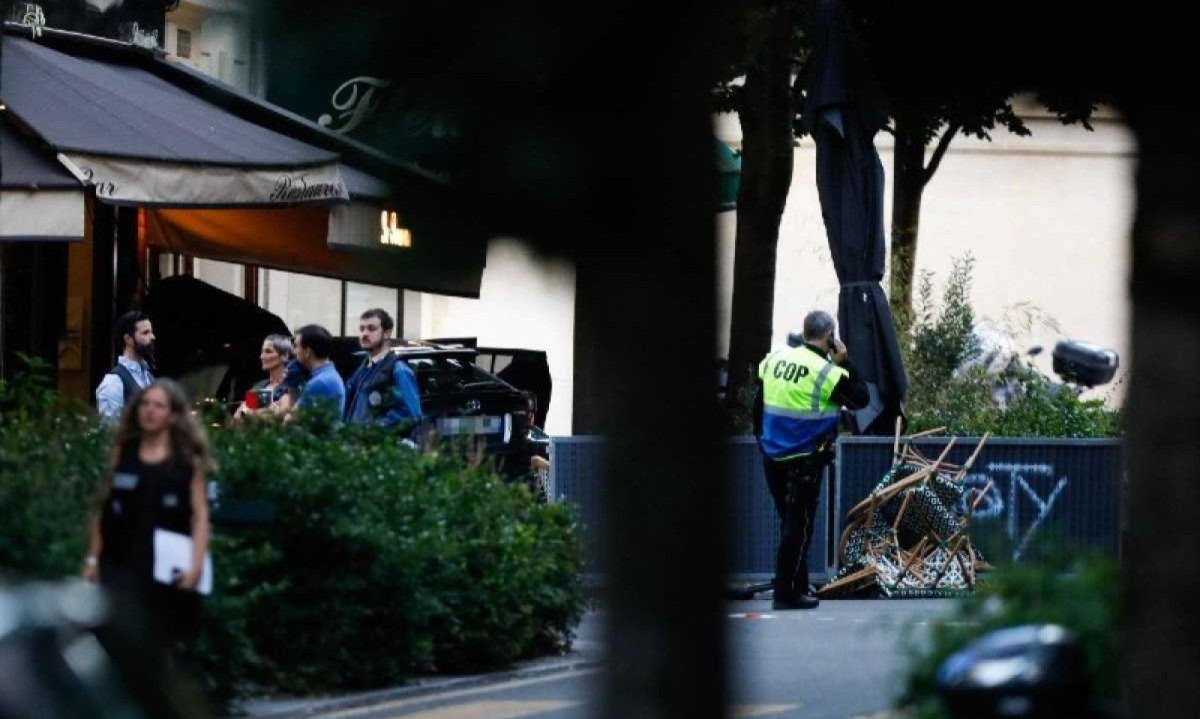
[803,0,907,434]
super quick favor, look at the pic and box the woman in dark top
[82,378,213,644]
[234,333,294,419]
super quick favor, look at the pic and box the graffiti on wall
[960,462,1069,561]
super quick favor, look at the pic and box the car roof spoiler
[390,341,478,361]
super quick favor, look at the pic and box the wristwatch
[83,556,98,567]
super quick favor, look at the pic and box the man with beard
[95,310,157,422]
[343,308,422,433]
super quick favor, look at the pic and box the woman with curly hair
[82,378,213,644]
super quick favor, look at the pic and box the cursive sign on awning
[56,152,348,207]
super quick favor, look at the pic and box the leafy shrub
[0,355,110,580]
[0,365,586,709]
[901,255,1122,438]
[909,255,982,386]
[190,410,588,695]
[898,553,1120,719]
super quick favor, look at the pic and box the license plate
[437,415,503,436]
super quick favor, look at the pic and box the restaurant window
[192,259,244,298]
[344,283,400,336]
[262,270,341,336]
[176,28,191,58]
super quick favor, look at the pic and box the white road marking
[731,704,800,717]
[317,670,599,719]
[374,699,576,719]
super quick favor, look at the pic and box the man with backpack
[343,308,422,433]
[95,310,156,422]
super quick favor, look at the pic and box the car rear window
[404,356,515,394]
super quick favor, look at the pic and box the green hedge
[0,358,110,579]
[0,365,586,710]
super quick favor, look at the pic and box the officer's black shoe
[772,593,819,610]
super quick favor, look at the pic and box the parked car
[425,338,552,429]
[335,340,544,482]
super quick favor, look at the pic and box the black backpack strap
[376,351,399,376]
[109,364,141,405]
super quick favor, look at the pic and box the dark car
[424,338,552,429]
[335,340,543,481]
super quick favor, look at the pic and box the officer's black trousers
[763,454,824,600]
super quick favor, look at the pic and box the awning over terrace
[0,116,84,241]
[0,25,485,295]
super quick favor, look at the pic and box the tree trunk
[888,111,927,335]
[1119,102,1200,719]
[724,12,796,426]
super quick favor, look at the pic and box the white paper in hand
[152,528,213,595]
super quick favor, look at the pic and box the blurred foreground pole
[267,1,728,715]
[558,11,729,719]
[1121,99,1200,719]
[466,2,729,715]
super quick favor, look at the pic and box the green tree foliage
[851,4,1106,332]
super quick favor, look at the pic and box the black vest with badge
[99,441,194,591]
[346,351,400,420]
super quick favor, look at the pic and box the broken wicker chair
[819,423,993,599]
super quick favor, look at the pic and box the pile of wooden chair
[819,423,993,599]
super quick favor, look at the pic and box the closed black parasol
[803,0,906,433]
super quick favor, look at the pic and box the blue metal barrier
[835,437,1125,564]
[549,435,1124,580]
[550,436,829,582]
[548,436,607,572]
[725,438,830,582]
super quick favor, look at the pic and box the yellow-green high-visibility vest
[757,344,847,460]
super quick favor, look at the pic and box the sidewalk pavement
[231,637,605,719]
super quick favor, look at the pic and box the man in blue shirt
[343,308,422,432]
[288,324,346,417]
[95,310,156,422]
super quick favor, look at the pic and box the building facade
[713,105,1134,408]
[3,3,1133,435]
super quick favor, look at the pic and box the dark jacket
[343,351,423,428]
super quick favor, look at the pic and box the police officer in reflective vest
[755,310,868,609]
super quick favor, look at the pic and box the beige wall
[716,106,1135,405]
[187,108,1135,437]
